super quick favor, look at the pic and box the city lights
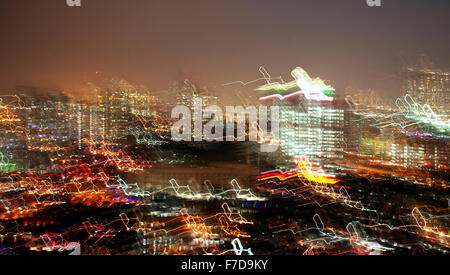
[0,1,448,269]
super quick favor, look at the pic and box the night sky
[0,0,449,98]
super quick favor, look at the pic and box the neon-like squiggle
[256,67,335,102]
[296,158,339,185]
[224,66,335,102]
[259,90,334,102]
[257,158,339,185]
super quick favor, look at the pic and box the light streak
[224,66,335,102]
[296,158,339,185]
[257,158,339,185]
[256,67,335,102]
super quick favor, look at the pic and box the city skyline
[0,0,448,260]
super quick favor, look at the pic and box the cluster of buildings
[0,65,447,176]
[0,81,170,170]
[341,66,449,173]
[401,67,450,116]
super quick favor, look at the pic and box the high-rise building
[401,67,450,115]
[176,79,219,109]
[15,86,75,150]
[93,87,131,142]
[277,97,345,172]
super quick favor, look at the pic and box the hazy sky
[0,0,449,98]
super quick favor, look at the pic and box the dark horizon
[0,0,449,99]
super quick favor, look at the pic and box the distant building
[14,86,76,150]
[176,79,219,109]
[175,79,219,141]
[401,67,450,115]
[93,87,130,142]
